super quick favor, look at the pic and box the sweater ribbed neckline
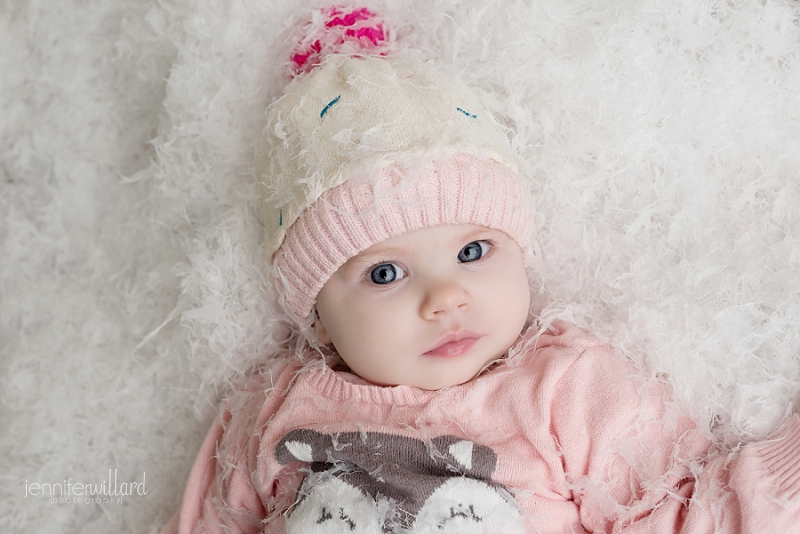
[303,363,458,405]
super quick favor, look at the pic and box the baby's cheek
[495,278,530,335]
[341,321,397,375]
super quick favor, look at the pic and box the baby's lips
[424,330,483,356]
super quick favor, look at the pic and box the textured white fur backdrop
[2,0,800,532]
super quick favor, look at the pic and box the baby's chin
[398,359,505,391]
[410,373,487,391]
[334,341,511,390]
[348,368,478,391]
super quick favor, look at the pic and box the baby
[162,7,800,534]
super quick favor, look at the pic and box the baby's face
[315,224,531,390]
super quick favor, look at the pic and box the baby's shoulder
[508,320,640,387]
[511,320,607,360]
[221,358,304,416]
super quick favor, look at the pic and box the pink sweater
[162,321,800,533]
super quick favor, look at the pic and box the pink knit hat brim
[273,152,531,320]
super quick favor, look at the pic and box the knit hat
[258,7,532,322]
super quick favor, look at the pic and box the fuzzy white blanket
[2,0,800,532]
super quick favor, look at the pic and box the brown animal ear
[275,429,332,464]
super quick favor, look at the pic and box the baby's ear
[313,310,332,345]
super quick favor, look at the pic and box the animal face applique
[275,429,524,533]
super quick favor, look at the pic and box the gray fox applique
[275,429,524,533]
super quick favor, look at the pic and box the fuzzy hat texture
[258,6,532,321]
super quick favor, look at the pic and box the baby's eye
[458,241,491,263]
[369,262,406,285]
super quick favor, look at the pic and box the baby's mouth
[423,331,482,358]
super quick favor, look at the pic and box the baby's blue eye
[369,263,406,285]
[458,241,490,263]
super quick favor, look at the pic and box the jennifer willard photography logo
[24,469,148,505]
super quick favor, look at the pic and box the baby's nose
[419,279,470,319]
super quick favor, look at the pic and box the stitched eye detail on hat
[320,95,342,118]
[456,107,477,119]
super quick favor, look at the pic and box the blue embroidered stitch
[279,210,283,227]
[457,107,477,119]
[320,95,342,118]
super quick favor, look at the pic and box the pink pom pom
[290,6,389,77]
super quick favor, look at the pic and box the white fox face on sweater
[275,429,524,533]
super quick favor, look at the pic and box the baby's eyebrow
[343,247,408,269]
[460,228,502,242]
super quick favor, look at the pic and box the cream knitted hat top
[259,7,532,322]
